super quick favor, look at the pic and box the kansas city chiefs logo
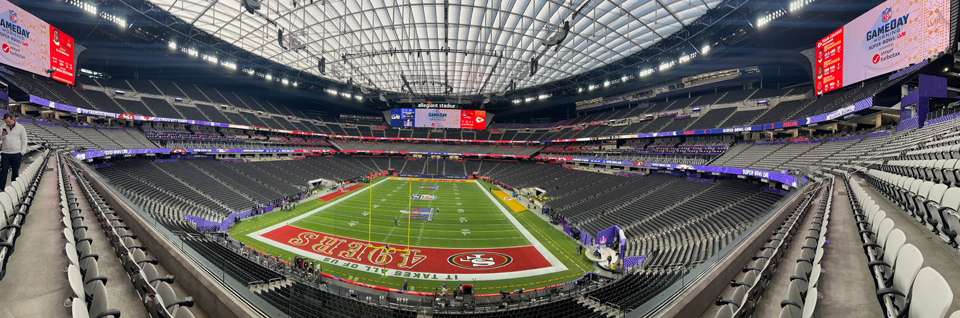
[448,252,512,269]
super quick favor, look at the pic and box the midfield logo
[447,252,513,269]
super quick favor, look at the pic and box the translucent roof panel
[150,0,717,97]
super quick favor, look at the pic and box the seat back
[0,194,14,217]
[891,244,924,309]
[801,287,819,318]
[157,282,179,312]
[882,230,906,267]
[870,211,887,232]
[876,218,894,245]
[940,188,960,211]
[909,268,953,318]
[927,184,949,204]
[174,308,196,318]
[142,264,159,282]
[917,181,934,199]
[87,281,109,318]
[729,286,747,307]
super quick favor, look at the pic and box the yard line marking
[474,181,567,271]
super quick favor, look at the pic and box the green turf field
[229,177,596,293]
[294,178,528,249]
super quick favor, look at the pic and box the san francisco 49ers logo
[447,252,512,270]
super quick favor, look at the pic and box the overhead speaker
[318,58,326,74]
[529,57,540,77]
[278,29,287,50]
[242,0,261,14]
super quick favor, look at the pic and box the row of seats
[65,155,197,318]
[775,179,831,318]
[59,154,122,318]
[864,168,960,247]
[711,181,821,318]
[0,149,49,281]
[882,159,960,187]
[840,172,955,317]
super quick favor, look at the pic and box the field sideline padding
[317,184,366,201]
[492,190,527,212]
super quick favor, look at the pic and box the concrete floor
[750,186,826,318]
[0,159,73,318]
[814,177,884,317]
[854,176,960,314]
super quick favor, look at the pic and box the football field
[229,177,595,293]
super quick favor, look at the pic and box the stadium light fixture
[659,61,675,71]
[265,74,273,80]
[68,0,97,15]
[640,69,654,77]
[603,81,610,87]
[355,95,364,101]
[577,87,584,93]
[789,0,815,12]
[100,12,127,28]
[220,61,237,69]
[292,82,298,87]
[525,97,535,102]
[512,99,522,104]
[183,47,199,57]
[168,42,177,50]
[281,78,289,85]
[538,94,550,100]
[702,45,711,55]
[757,10,785,27]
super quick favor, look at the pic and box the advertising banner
[0,0,74,85]
[815,0,950,95]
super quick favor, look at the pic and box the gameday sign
[815,0,949,95]
[0,0,75,85]
[389,108,487,129]
[258,225,553,276]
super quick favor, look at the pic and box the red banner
[260,225,552,274]
[49,26,75,85]
[816,27,843,95]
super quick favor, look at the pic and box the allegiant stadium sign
[417,103,458,109]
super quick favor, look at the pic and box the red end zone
[317,184,365,202]
[260,225,553,274]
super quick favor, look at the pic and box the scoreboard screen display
[390,109,487,129]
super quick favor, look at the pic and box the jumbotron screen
[0,0,75,85]
[389,108,487,129]
[815,0,950,95]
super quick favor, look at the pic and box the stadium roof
[148,0,720,98]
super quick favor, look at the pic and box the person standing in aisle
[0,113,26,189]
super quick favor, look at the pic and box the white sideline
[472,181,567,272]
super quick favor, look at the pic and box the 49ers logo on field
[447,252,513,270]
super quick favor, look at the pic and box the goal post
[365,175,414,253]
